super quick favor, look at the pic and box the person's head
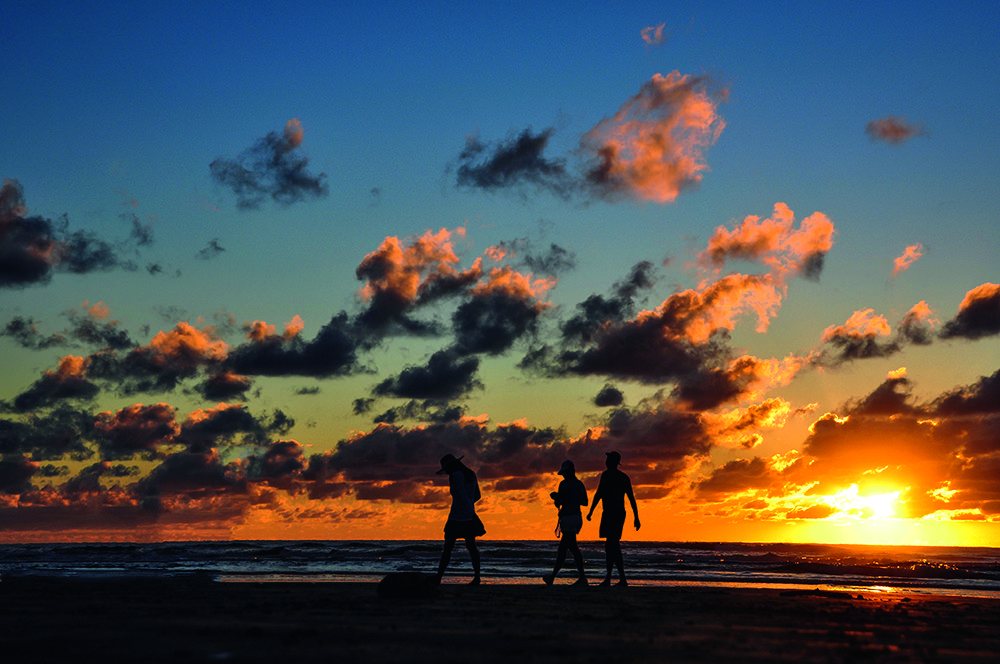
[436,453,464,475]
[557,459,575,477]
[605,450,622,469]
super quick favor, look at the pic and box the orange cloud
[142,322,229,370]
[699,203,835,280]
[822,308,891,342]
[283,118,304,149]
[865,115,927,144]
[470,266,556,304]
[891,243,924,276]
[357,227,476,305]
[582,72,727,203]
[640,22,667,45]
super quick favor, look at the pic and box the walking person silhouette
[542,460,588,587]
[586,451,640,587]
[433,453,485,585]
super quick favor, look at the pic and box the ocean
[2,540,999,598]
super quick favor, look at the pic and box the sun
[826,484,901,519]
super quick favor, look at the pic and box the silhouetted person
[433,453,485,585]
[586,450,640,587]
[542,460,588,587]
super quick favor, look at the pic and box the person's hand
[634,517,641,531]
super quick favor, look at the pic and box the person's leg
[600,539,613,586]
[465,537,481,584]
[435,536,456,582]
[567,533,586,584]
[611,538,626,585]
[544,535,569,585]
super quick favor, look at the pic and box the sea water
[2,540,999,598]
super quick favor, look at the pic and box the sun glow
[826,484,901,519]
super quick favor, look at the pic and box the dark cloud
[1,316,65,350]
[561,261,655,344]
[245,440,306,488]
[227,312,362,378]
[12,358,100,412]
[487,238,577,277]
[94,403,180,459]
[0,456,37,494]
[454,128,573,198]
[694,457,776,499]
[940,283,1000,340]
[176,404,293,454]
[200,371,253,400]
[195,238,225,260]
[452,290,545,356]
[372,400,466,425]
[933,368,1000,416]
[373,349,482,401]
[0,405,95,460]
[123,211,155,247]
[209,119,329,210]
[594,384,625,407]
[865,116,927,145]
[0,180,159,289]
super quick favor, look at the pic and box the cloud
[817,308,899,363]
[209,119,329,210]
[195,238,225,260]
[94,402,180,459]
[454,128,572,197]
[1,316,66,350]
[939,282,1000,340]
[698,203,835,281]
[560,261,656,344]
[372,348,483,401]
[355,227,480,336]
[453,267,554,356]
[484,238,577,278]
[87,322,229,394]
[227,312,361,378]
[594,384,625,407]
[451,72,727,204]
[0,179,149,289]
[641,23,667,46]
[200,371,253,400]
[582,72,727,203]
[865,115,927,144]
[11,355,100,412]
[891,243,924,276]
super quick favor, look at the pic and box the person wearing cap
[542,459,588,587]
[586,450,640,587]
[433,453,485,585]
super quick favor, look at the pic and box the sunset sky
[3,1,1000,546]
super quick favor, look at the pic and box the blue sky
[2,1,1000,543]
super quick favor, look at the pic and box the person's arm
[625,476,640,531]
[586,478,602,520]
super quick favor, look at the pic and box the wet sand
[2,576,999,663]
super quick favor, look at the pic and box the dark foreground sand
[2,576,999,664]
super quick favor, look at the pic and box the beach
[2,576,999,663]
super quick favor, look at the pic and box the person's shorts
[599,510,626,540]
[559,513,583,536]
[444,515,486,540]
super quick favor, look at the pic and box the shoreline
[2,577,1000,663]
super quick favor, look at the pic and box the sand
[2,575,999,663]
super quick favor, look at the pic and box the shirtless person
[585,451,640,587]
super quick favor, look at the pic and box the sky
[2,1,1000,545]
